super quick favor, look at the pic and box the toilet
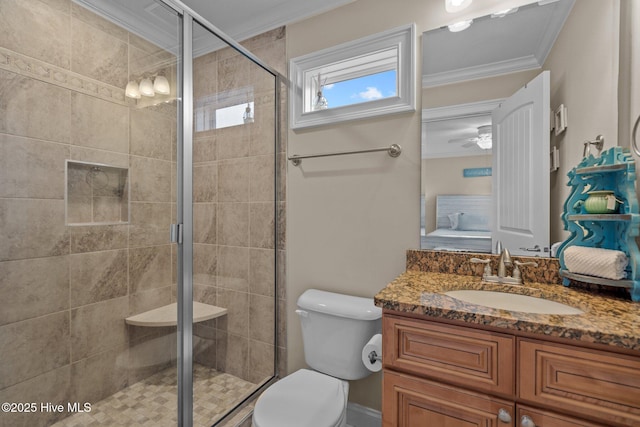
[252,289,382,427]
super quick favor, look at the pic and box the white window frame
[289,24,416,129]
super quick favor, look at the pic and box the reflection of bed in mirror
[421,195,491,253]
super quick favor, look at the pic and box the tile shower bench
[125,302,227,327]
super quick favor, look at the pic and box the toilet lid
[253,369,347,427]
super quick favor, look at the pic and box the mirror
[420,0,621,255]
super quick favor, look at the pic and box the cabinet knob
[520,415,536,427]
[498,408,512,423]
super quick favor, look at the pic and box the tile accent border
[0,47,126,105]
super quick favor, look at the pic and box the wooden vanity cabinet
[382,313,640,427]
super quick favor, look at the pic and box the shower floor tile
[51,364,255,427]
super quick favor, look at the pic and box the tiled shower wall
[0,2,174,427]
[190,27,287,385]
[0,2,286,426]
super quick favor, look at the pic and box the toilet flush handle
[295,309,308,318]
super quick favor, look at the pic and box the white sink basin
[444,290,584,315]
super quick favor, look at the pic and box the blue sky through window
[322,70,397,109]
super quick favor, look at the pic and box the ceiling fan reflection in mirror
[448,124,492,149]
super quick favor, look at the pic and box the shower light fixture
[445,0,472,13]
[448,19,473,32]
[139,78,155,97]
[125,81,141,99]
[153,75,171,95]
[125,75,171,99]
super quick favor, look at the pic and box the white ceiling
[423,115,492,159]
[74,0,354,57]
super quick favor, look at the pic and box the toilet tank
[296,289,382,380]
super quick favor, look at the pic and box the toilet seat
[252,369,348,427]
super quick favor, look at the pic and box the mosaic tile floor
[52,364,256,427]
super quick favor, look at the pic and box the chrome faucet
[497,248,512,278]
[470,247,538,285]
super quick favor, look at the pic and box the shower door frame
[158,1,284,425]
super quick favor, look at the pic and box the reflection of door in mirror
[492,71,550,257]
[421,71,549,256]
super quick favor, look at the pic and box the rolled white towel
[564,246,628,280]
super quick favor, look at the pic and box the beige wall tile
[93,196,123,223]
[129,202,172,247]
[0,365,71,427]
[0,0,71,69]
[130,156,171,202]
[0,256,69,326]
[70,93,129,153]
[67,196,92,224]
[249,249,275,297]
[0,135,69,199]
[193,243,217,286]
[216,289,248,337]
[129,245,172,293]
[249,294,274,344]
[218,54,250,93]
[70,348,128,404]
[69,249,128,308]
[128,331,174,384]
[194,135,217,163]
[0,71,71,143]
[217,126,250,160]
[218,246,249,292]
[70,296,128,361]
[249,202,274,249]
[70,224,128,253]
[216,331,248,381]
[130,108,172,161]
[249,155,275,202]
[194,331,216,368]
[194,284,217,306]
[277,298,286,348]
[193,163,217,203]
[129,285,172,316]
[218,158,250,202]
[248,340,274,384]
[218,203,249,247]
[0,312,70,389]
[0,199,69,261]
[71,3,127,42]
[194,203,216,244]
[193,51,218,98]
[71,19,128,88]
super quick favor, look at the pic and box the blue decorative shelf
[557,147,640,301]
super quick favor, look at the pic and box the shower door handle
[170,223,183,244]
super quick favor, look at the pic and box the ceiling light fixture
[448,19,473,32]
[445,0,473,13]
[138,78,155,97]
[125,81,141,99]
[153,75,171,95]
[475,125,492,149]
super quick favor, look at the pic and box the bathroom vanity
[375,264,640,427]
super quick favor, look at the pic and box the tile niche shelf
[125,302,228,327]
[66,160,129,226]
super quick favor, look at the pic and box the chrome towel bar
[288,144,402,166]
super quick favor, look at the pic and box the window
[289,24,416,129]
[195,86,254,131]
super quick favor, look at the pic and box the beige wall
[286,0,540,411]
[545,0,620,243]
[422,156,492,233]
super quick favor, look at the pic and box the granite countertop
[375,271,640,351]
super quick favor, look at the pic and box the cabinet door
[383,370,515,427]
[519,339,640,426]
[517,405,605,427]
[383,315,515,396]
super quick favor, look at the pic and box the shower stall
[0,0,285,426]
